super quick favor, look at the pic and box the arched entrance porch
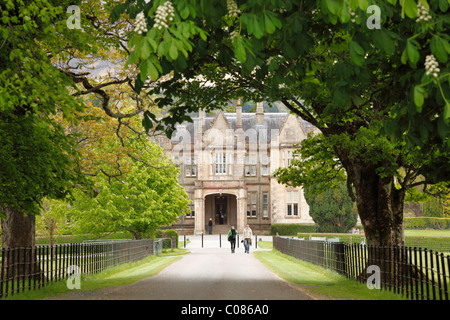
[194,186,247,235]
[205,194,237,232]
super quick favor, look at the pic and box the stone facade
[159,102,315,234]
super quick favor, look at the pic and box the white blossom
[425,54,440,78]
[226,0,240,19]
[229,30,238,41]
[416,1,432,22]
[348,7,357,23]
[134,11,148,34]
[154,1,175,30]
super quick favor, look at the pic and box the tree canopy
[112,0,449,246]
[64,141,189,240]
[0,0,183,248]
[305,182,357,233]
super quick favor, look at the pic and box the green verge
[254,243,407,300]
[3,248,189,300]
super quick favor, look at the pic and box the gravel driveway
[47,236,316,300]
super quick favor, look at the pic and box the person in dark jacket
[208,218,213,234]
[227,226,237,253]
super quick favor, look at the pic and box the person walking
[227,226,237,253]
[208,218,213,234]
[242,224,253,254]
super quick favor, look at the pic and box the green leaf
[357,0,369,10]
[372,29,395,54]
[110,3,127,23]
[234,36,246,62]
[169,40,179,60]
[404,0,418,18]
[269,13,282,29]
[141,39,151,60]
[326,0,341,14]
[439,0,449,12]
[437,116,449,139]
[349,40,365,66]
[339,2,351,23]
[134,75,144,94]
[264,13,276,34]
[413,85,426,111]
[157,41,166,58]
[146,59,160,81]
[406,40,419,65]
[401,48,408,64]
[253,15,264,38]
[430,36,448,63]
[444,101,450,125]
[142,111,153,131]
[179,2,190,19]
[139,60,148,82]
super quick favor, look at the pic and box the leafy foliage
[0,0,91,215]
[65,141,190,239]
[111,0,449,245]
[304,183,357,233]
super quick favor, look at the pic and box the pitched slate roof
[171,112,313,143]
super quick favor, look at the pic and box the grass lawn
[404,229,450,237]
[3,248,189,300]
[254,242,407,300]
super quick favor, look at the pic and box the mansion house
[157,101,315,234]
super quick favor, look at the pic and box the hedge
[404,217,450,230]
[270,223,317,235]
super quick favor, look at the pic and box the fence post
[442,253,449,301]
[184,234,186,248]
[219,233,221,248]
[202,233,204,248]
[255,235,257,249]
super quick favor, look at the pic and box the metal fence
[274,237,450,300]
[0,239,154,299]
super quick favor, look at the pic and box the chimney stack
[198,109,205,134]
[256,102,264,124]
[236,98,242,129]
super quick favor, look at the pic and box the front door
[215,195,227,225]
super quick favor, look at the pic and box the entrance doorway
[204,193,237,232]
[215,195,227,225]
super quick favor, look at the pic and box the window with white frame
[211,153,227,175]
[286,150,293,167]
[261,155,269,176]
[247,192,257,217]
[245,155,257,176]
[186,193,195,218]
[263,192,269,217]
[184,155,197,177]
[286,190,299,216]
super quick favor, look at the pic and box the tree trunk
[342,161,418,287]
[354,167,405,246]
[1,206,36,249]
[344,159,406,247]
[1,206,42,279]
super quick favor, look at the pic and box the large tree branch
[281,99,318,127]
[61,69,143,119]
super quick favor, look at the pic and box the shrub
[270,224,317,235]
[404,217,450,230]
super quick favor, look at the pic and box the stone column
[236,188,247,233]
[194,189,205,234]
